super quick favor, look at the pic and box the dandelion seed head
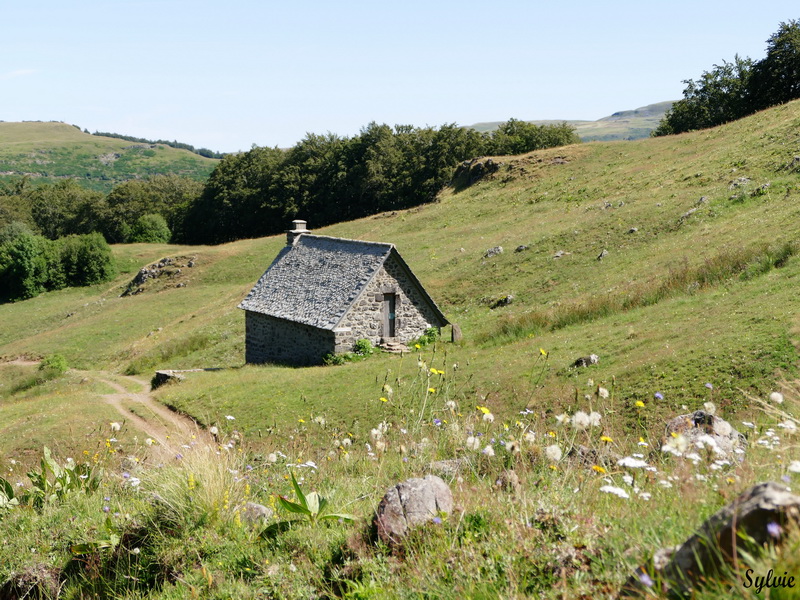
[770,392,784,404]
[545,445,562,462]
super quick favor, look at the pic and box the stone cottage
[238,220,448,365]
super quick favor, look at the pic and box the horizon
[2,1,797,153]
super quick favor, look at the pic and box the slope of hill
[0,121,219,192]
[1,101,800,598]
[470,100,674,141]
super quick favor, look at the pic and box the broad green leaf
[259,520,297,540]
[319,513,355,523]
[289,471,308,512]
[0,476,14,500]
[306,491,320,516]
[278,495,310,516]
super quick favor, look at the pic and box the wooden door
[383,293,396,338]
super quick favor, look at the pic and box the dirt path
[90,373,216,459]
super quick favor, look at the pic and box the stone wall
[245,311,335,365]
[334,254,444,351]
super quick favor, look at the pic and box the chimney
[286,219,309,245]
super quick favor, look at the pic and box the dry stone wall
[245,312,335,365]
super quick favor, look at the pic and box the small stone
[241,502,274,525]
[515,245,529,253]
[484,246,503,258]
[597,249,608,261]
[628,227,638,234]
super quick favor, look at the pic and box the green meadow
[1,101,800,598]
[0,122,218,192]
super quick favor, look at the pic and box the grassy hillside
[0,122,218,192]
[1,101,800,598]
[470,101,674,141]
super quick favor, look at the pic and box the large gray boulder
[374,475,453,544]
[620,482,800,597]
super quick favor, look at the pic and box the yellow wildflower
[540,348,548,356]
[298,418,305,423]
[635,401,645,408]
[592,465,607,474]
[380,397,388,402]
[428,387,436,393]
[600,436,613,443]
[476,405,491,414]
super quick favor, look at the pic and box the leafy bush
[38,354,68,376]
[128,213,172,243]
[352,338,374,356]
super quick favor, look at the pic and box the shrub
[352,338,374,356]
[37,354,68,383]
[129,213,171,243]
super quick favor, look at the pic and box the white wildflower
[209,426,219,436]
[523,431,536,444]
[483,412,495,423]
[225,415,235,421]
[555,413,569,425]
[571,411,591,430]
[787,461,800,473]
[145,438,155,446]
[658,480,673,489]
[599,485,629,499]
[466,435,481,451]
[110,422,121,432]
[445,400,456,410]
[703,402,716,415]
[313,416,326,426]
[267,453,278,463]
[378,421,389,434]
[589,411,602,427]
[778,420,798,433]
[638,492,652,501]
[545,444,563,462]
[375,440,386,453]
[598,387,609,399]
[341,438,352,448]
[505,441,521,454]
[617,457,649,469]
[741,421,755,429]
[370,428,382,442]
[685,452,702,464]
[622,474,634,486]
[482,445,495,457]
[770,392,784,404]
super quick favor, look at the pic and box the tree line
[1,119,579,247]
[90,131,226,159]
[654,19,800,136]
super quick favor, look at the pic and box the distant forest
[1,119,579,246]
[90,130,226,159]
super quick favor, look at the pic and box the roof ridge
[298,233,394,249]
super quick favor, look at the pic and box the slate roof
[238,234,447,330]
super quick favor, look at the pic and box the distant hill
[469,101,674,141]
[0,121,219,193]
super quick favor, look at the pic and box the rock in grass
[620,482,800,597]
[484,246,504,259]
[571,354,599,368]
[662,410,746,460]
[241,502,274,525]
[374,475,453,544]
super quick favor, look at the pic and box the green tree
[27,180,107,239]
[653,56,754,136]
[748,19,800,110]
[0,232,48,301]
[128,213,171,243]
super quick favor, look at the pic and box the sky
[2,1,798,153]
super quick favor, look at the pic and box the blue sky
[3,1,798,153]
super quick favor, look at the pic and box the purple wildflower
[102,505,110,513]
[638,571,654,588]
[433,419,442,427]
[705,383,714,390]
[122,472,130,479]
[432,516,442,525]
[175,453,183,460]
[767,521,782,539]
[654,392,664,400]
